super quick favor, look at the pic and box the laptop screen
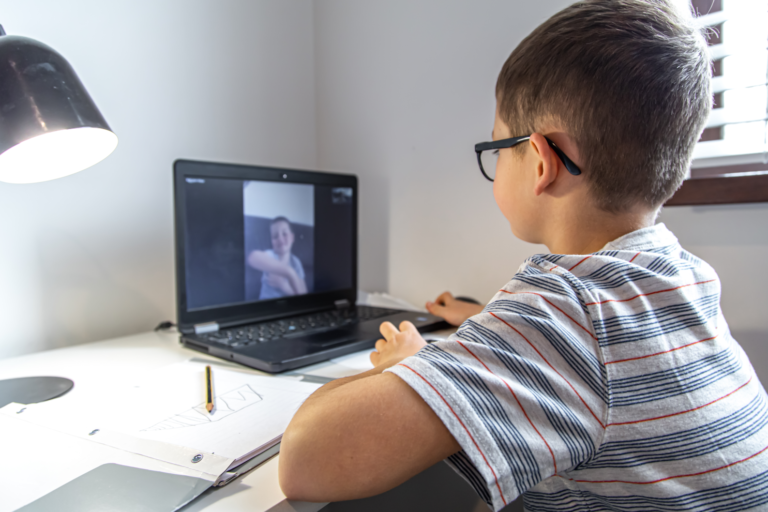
[181,175,354,312]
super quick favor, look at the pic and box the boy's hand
[370,321,427,367]
[425,291,484,326]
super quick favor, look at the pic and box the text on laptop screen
[182,177,354,311]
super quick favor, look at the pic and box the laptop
[173,159,447,373]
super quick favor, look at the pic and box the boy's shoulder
[507,223,711,301]
[486,223,721,353]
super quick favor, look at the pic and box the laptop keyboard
[197,305,402,348]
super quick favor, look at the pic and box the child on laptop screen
[247,216,308,299]
[279,1,768,510]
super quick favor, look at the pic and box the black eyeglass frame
[474,135,581,181]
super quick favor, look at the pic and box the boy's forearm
[290,272,307,294]
[279,279,296,295]
[249,251,299,284]
[280,358,460,502]
[300,358,400,404]
[297,321,427,412]
[279,267,305,295]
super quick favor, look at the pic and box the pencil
[205,365,214,413]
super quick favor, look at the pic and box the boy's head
[495,0,711,213]
[270,216,294,256]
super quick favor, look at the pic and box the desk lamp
[0,25,118,408]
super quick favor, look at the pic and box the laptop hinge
[334,299,351,310]
[194,322,220,335]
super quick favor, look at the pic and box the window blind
[691,0,768,170]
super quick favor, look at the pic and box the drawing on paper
[142,384,263,431]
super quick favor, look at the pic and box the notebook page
[19,361,322,467]
[114,362,321,463]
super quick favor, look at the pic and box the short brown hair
[271,216,293,231]
[496,0,711,212]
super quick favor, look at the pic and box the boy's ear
[529,133,559,196]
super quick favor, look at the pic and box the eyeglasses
[474,135,581,181]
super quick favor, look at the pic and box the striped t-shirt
[388,223,768,511]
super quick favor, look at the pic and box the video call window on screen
[183,177,354,312]
[243,181,315,302]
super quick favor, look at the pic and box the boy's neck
[545,206,658,255]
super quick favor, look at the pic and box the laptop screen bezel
[173,159,358,332]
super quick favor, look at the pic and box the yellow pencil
[205,365,214,413]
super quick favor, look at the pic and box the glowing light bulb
[0,127,118,184]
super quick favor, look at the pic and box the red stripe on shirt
[568,255,592,272]
[489,312,605,429]
[628,252,641,263]
[563,443,768,485]
[498,290,598,341]
[606,376,753,427]
[455,339,558,474]
[398,363,508,506]
[584,279,716,306]
[605,332,720,365]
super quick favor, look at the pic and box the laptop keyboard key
[211,306,402,346]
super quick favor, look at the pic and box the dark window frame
[667,0,767,206]
[666,166,768,206]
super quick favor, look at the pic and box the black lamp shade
[0,29,117,183]
[0,27,115,408]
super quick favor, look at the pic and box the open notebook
[11,361,321,484]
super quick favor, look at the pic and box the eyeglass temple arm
[474,137,581,176]
[544,137,581,176]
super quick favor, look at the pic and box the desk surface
[0,328,454,512]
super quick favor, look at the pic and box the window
[666,0,768,205]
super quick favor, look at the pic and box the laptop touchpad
[303,330,358,347]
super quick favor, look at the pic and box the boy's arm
[248,251,305,294]
[426,291,484,326]
[279,322,460,502]
[265,273,297,295]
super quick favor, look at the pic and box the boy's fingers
[370,350,380,366]
[375,338,387,353]
[435,291,454,306]
[426,301,445,316]
[379,321,398,340]
[399,320,418,334]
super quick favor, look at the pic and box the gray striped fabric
[388,223,767,511]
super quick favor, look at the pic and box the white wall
[0,0,317,358]
[314,0,572,302]
[2,1,765,380]
[244,182,315,226]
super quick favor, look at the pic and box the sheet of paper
[131,363,321,464]
[18,362,321,468]
[359,291,425,312]
[330,349,375,372]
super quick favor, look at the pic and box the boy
[247,216,308,299]
[279,1,768,510]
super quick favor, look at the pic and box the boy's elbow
[278,463,308,501]
[278,429,327,502]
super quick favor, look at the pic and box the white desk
[0,331,325,512]
[0,328,455,512]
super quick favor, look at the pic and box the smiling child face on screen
[270,219,295,258]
